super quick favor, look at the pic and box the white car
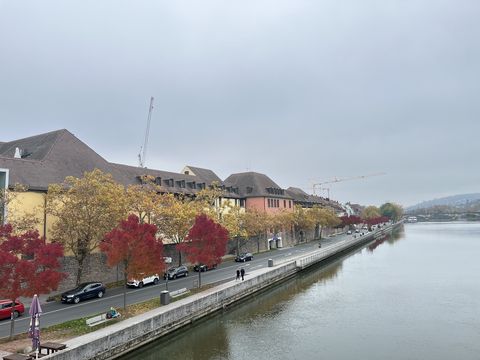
[127,274,160,288]
[347,230,352,235]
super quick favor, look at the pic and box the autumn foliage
[0,224,65,337]
[0,224,65,301]
[177,214,229,269]
[101,215,165,280]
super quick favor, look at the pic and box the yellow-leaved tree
[153,193,200,265]
[310,205,341,239]
[292,205,316,242]
[47,169,128,285]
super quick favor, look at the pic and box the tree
[339,215,362,229]
[267,210,294,249]
[101,215,165,310]
[125,183,162,224]
[361,206,381,220]
[177,214,228,287]
[379,202,404,222]
[310,206,341,239]
[153,194,200,266]
[0,224,64,338]
[221,206,247,256]
[292,205,316,242]
[47,169,127,285]
[243,209,270,253]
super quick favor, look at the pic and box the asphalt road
[0,234,350,338]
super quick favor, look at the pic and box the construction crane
[138,96,154,168]
[311,172,386,196]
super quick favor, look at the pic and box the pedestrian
[240,268,245,281]
[236,269,240,281]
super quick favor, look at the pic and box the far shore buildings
[0,129,346,288]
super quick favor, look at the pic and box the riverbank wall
[40,222,402,360]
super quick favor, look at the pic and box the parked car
[0,300,25,320]
[127,274,160,288]
[193,263,217,272]
[163,265,189,280]
[347,230,352,235]
[61,282,106,304]
[235,253,253,262]
[355,229,360,233]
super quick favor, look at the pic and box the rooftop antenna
[138,96,154,168]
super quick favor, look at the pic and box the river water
[121,223,480,360]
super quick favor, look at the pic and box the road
[0,234,350,338]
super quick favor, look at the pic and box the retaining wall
[40,222,401,360]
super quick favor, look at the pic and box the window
[268,199,271,207]
[240,199,246,207]
[284,200,286,208]
[289,200,292,208]
[155,177,162,185]
[276,199,279,207]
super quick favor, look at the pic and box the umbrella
[28,294,42,359]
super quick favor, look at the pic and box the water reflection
[121,233,401,360]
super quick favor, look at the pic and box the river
[121,223,480,360]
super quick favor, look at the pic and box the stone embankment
[40,222,401,360]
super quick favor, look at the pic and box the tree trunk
[178,250,182,266]
[76,255,86,285]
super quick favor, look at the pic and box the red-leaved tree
[100,215,165,310]
[0,224,65,338]
[177,214,229,287]
[340,215,362,228]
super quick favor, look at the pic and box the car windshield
[167,267,176,273]
[72,284,89,292]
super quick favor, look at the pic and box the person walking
[240,268,245,281]
[236,269,240,281]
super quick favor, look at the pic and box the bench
[86,314,108,327]
[170,288,189,298]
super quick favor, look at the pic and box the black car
[61,282,106,304]
[235,253,253,262]
[163,265,189,280]
[193,263,217,272]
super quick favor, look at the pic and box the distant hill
[407,193,480,212]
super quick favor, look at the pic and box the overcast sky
[1,0,479,207]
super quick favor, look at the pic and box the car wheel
[243,259,246,262]
[173,274,177,279]
[13,311,20,319]
[138,282,143,288]
[97,291,104,298]
[185,271,189,277]
[74,297,80,304]
[154,278,159,285]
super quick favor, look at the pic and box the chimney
[14,147,22,159]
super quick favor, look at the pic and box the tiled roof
[225,172,291,199]
[183,166,222,183]
[0,130,239,198]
